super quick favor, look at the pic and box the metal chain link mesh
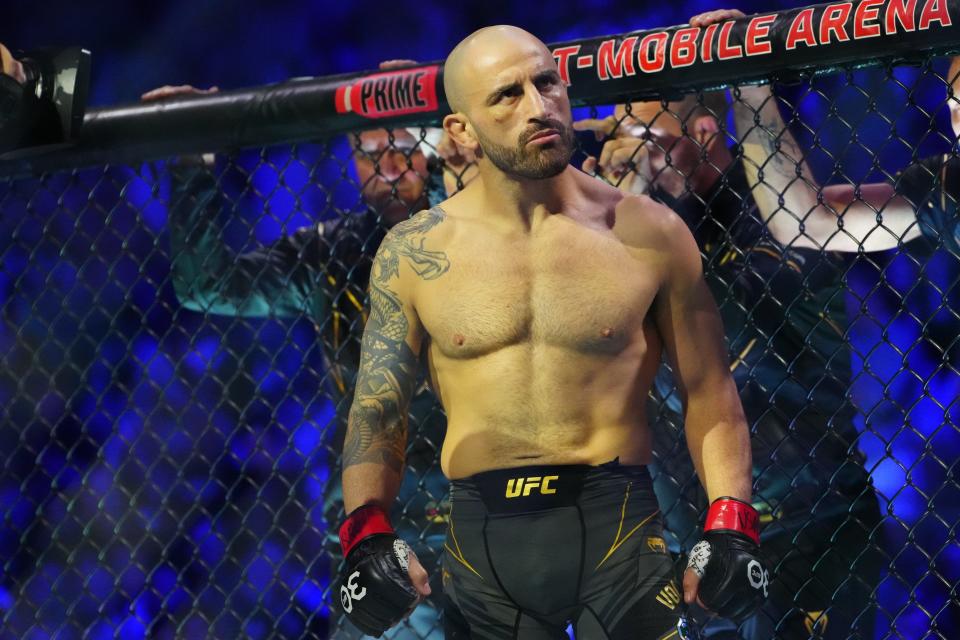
[1,55,959,640]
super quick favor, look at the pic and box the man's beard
[477,118,576,180]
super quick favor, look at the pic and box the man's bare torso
[402,175,670,478]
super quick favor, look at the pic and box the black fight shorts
[441,461,685,639]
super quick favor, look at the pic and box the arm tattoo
[735,94,804,180]
[760,114,800,175]
[735,93,820,234]
[343,209,449,472]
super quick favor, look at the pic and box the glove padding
[688,531,768,622]
[337,533,420,637]
[687,497,768,623]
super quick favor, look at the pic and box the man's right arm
[341,219,430,512]
[336,217,436,634]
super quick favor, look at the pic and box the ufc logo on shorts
[505,475,559,498]
[747,559,769,597]
[340,570,367,613]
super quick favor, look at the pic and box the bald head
[443,25,553,114]
[441,26,574,180]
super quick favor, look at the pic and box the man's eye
[536,77,557,90]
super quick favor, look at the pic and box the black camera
[0,47,91,154]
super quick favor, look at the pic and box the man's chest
[415,227,660,358]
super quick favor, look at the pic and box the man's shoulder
[379,207,452,257]
[386,207,448,238]
[376,208,453,284]
[611,194,702,282]
[612,193,692,251]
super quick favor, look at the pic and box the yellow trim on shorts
[444,503,483,579]
[595,481,660,569]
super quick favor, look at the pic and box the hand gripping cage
[1,2,959,638]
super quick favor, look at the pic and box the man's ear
[443,113,479,153]
[691,114,722,149]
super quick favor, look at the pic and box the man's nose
[521,85,549,120]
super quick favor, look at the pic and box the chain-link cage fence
[2,7,960,640]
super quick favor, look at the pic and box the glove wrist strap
[704,497,760,544]
[339,504,395,557]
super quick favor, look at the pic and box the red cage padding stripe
[704,497,760,545]
[339,504,395,557]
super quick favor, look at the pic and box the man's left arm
[648,201,767,621]
[651,204,750,502]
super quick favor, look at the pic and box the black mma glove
[336,504,420,637]
[687,497,769,622]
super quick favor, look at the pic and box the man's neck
[473,163,579,231]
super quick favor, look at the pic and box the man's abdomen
[432,338,661,478]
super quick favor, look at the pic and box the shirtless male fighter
[334,26,767,639]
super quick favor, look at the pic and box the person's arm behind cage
[730,82,926,252]
[144,85,334,320]
[697,9,928,253]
